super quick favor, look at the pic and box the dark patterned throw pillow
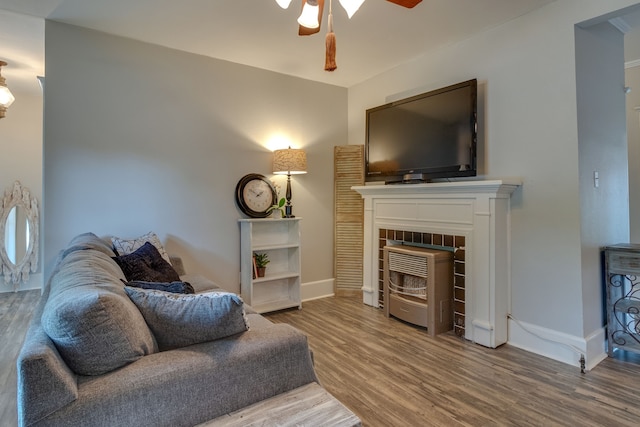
[112,242,181,283]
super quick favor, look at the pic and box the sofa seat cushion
[124,287,250,351]
[42,249,157,376]
[43,323,318,427]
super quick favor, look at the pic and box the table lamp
[273,148,307,218]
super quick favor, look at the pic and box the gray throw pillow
[124,287,250,351]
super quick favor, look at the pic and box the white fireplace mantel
[353,179,521,348]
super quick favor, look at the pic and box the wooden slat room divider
[334,145,364,292]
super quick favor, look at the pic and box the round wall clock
[235,173,277,218]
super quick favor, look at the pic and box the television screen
[365,79,477,183]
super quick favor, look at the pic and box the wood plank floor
[266,293,640,427]
[3,290,640,426]
[0,290,40,427]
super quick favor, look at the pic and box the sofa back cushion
[61,232,117,259]
[42,248,157,376]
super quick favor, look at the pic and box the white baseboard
[507,318,607,371]
[0,283,42,294]
[584,327,608,371]
[301,279,335,302]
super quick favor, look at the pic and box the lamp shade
[273,148,307,175]
[0,86,14,107]
[339,0,366,18]
[0,61,15,118]
[297,1,320,29]
[275,0,293,8]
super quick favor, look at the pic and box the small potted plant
[267,180,286,218]
[253,252,270,278]
[267,197,286,218]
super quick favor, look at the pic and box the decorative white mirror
[0,181,39,288]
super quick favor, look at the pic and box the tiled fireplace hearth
[354,180,521,348]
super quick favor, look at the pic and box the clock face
[235,174,277,218]
[243,179,274,212]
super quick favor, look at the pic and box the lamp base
[284,173,295,218]
[284,205,295,218]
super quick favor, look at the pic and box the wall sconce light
[0,61,16,119]
[273,147,307,218]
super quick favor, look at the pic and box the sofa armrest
[180,273,222,293]
[17,322,78,427]
[168,256,186,275]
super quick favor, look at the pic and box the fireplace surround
[353,179,521,348]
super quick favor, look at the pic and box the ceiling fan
[386,0,422,7]
[277,0,422,71]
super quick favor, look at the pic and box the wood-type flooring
[2,290,640,426]
[0,290,40,426]
[266,293,640,427]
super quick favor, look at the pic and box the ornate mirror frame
[0,181,39,288]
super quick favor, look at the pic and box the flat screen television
[365,79,477,183]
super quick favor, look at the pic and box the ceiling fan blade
[386,0,422,8]
[299,0,325,36]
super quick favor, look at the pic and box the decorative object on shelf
[253,252,270,278]
[0,181,39,288]
[267,180,286,218]
[235,173,278,218]
[0,61,16,119]
[274,0,422,70]
[273,147,307,218]
[267,197,286,218]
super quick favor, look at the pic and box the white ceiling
[5,0,640,96]
[0,0,558,94]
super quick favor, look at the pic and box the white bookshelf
[239,218,301,313]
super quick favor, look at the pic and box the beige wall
[575,21,629,345]
[347,0,640,365]
[0,85,43,293]
[0,10,43,293]
[626,65,640,242]
[43,22,347,294]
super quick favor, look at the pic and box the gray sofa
[17,233,318,427]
